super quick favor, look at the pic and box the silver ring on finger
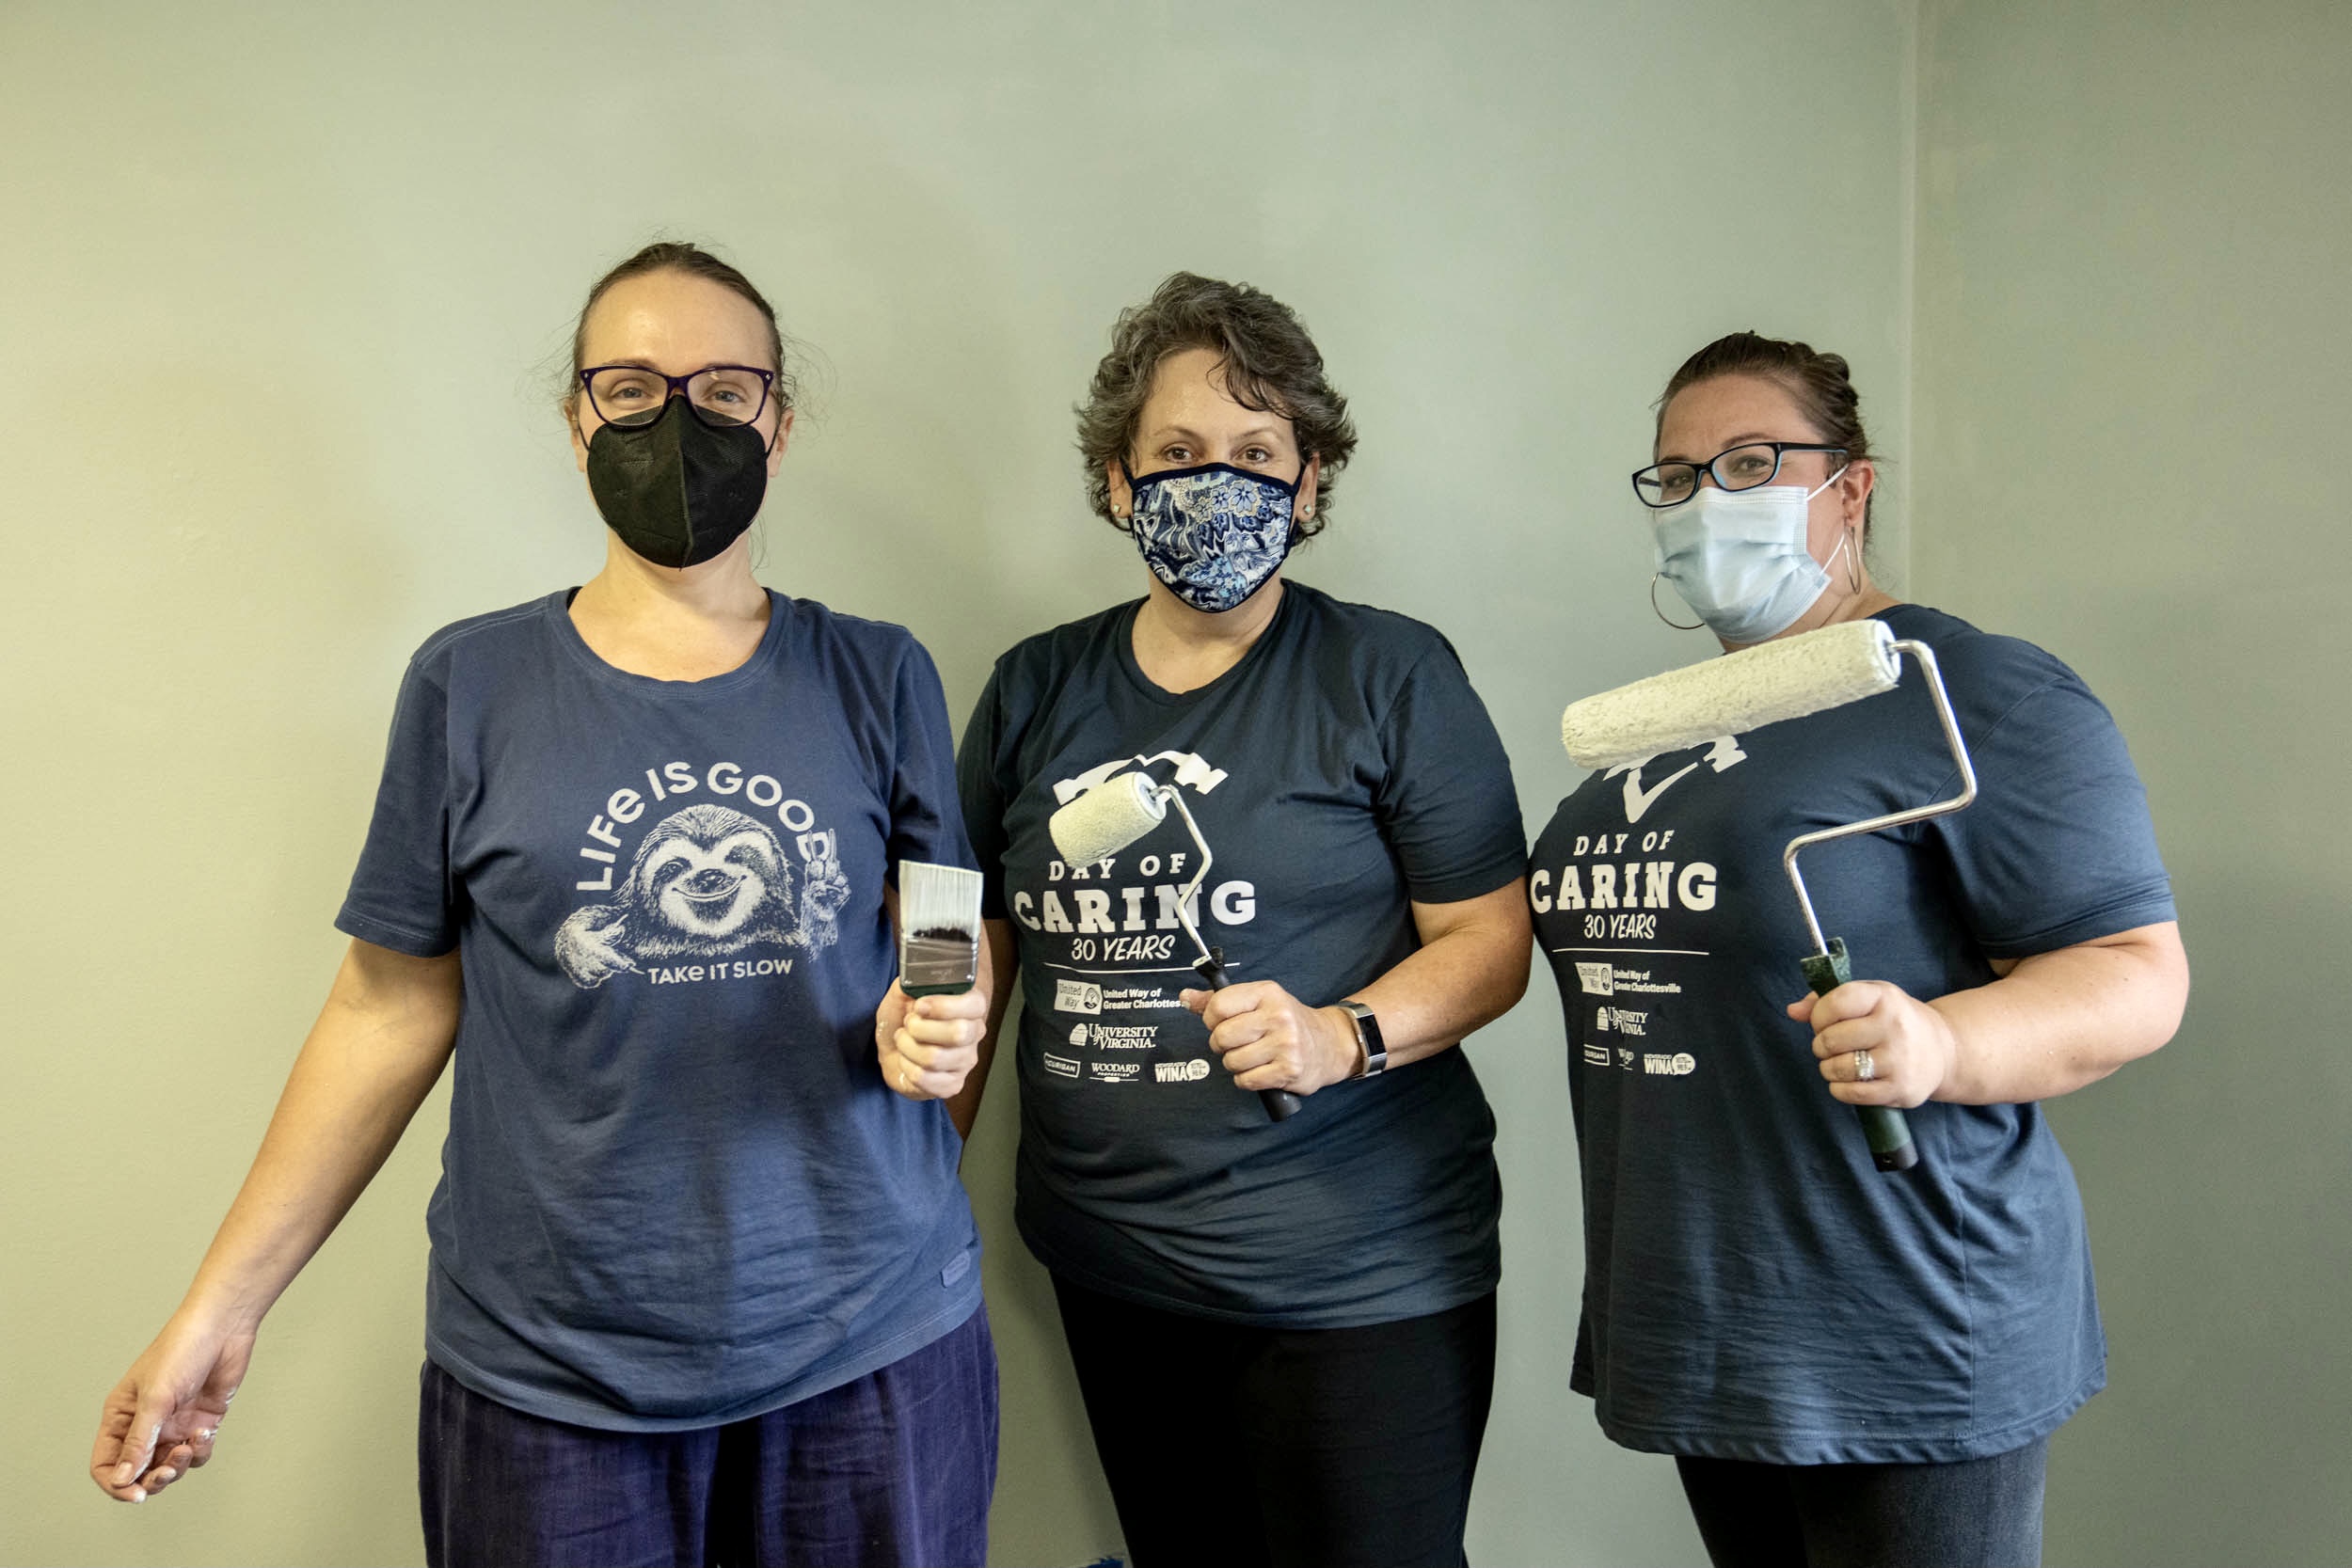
[1853,1049,1876,1083]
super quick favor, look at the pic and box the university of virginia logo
[555,762,849,989]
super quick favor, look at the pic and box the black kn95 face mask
[585,400,770,568]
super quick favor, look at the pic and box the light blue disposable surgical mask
[1653,468,1850,642]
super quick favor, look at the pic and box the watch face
[1342,1003,1385,1073]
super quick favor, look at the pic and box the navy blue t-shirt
[1530,605,2176,1464]
[959,582,1526,1327]
[337,591,983,1431]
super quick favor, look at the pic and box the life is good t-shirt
[1530,604,2177,1464]
[959,582,1527,1327]
[337,590,982,1431]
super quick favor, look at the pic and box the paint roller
[1048,772,1305,1122]
[1559,618,1978,1174]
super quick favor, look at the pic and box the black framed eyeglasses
[579,363,776,430]
[1630,442,1848,509]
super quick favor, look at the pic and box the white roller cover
[1561,619,1902,770]
[1048,770,1168,864]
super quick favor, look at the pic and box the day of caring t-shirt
[337,590,983,1431]
[1530,604,2177,1464]
[958,582,1527,1327]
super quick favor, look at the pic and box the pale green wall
[0,1,2150,1564]
[1911,4,2352,1563]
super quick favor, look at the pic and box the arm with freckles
[1794,921,2188,1108]
[90,939,461,1504]
[1184,879,1534,1097]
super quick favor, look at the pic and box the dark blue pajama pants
[417,1305,996,1568]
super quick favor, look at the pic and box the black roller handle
[1802,938,1918,1173]
[1196,945,1304,1122]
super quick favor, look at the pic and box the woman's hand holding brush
[876,982,991,1102]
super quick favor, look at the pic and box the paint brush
[898,861,983,996]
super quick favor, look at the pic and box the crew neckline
[548,587,791,696]
[1111,581,1301,708]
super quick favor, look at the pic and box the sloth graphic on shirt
[554,773,850,990]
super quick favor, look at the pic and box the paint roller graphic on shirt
[1560,619,1978,1175]
[1048,773,1306,1123]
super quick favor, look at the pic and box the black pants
[1676,1436,2048,1568]
[1053,1275,1497,1568]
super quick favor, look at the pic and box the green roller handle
[1801,938,1920,1174]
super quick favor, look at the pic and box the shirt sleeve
[1373,641,1529,905]
[1927,673,2177,959]
[884,638,977,879]
[955,665,1013,920]
[336,660,464,957]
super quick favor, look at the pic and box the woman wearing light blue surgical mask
[1642,372,1883,641]
[1529,334,2189,1567]
[955,273,1532,1568]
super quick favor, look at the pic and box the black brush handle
[1802,938,1918,1174]
[1196,948,1303,1122]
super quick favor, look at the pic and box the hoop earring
[1827,528,1862,594]
[1650,575,1705,631]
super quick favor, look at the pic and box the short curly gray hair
[1075,272,1358,540]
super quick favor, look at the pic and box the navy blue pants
[1676,1436,2048,1568]
[1055,1275,1497,1568]
[417,1306,997,1568]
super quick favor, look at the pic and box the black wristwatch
[1339,1001,1387,1078]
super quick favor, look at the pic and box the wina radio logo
[1055,978,1103,1015]
[1152,1059,1213,1084]
[1042,1052,1080,1079]
[1643,1053,1697,1076]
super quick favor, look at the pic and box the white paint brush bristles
[1048,772,1168,866]
[1561,619,1903,770]
[898,861,983,996]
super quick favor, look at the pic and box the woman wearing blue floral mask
[957,272,1534,1568]
[1532,332,2190,1567]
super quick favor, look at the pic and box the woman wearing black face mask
[955,273,1534,1568]
[89,244,1000,1567]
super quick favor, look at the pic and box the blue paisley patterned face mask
[1122,459,1305,613]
